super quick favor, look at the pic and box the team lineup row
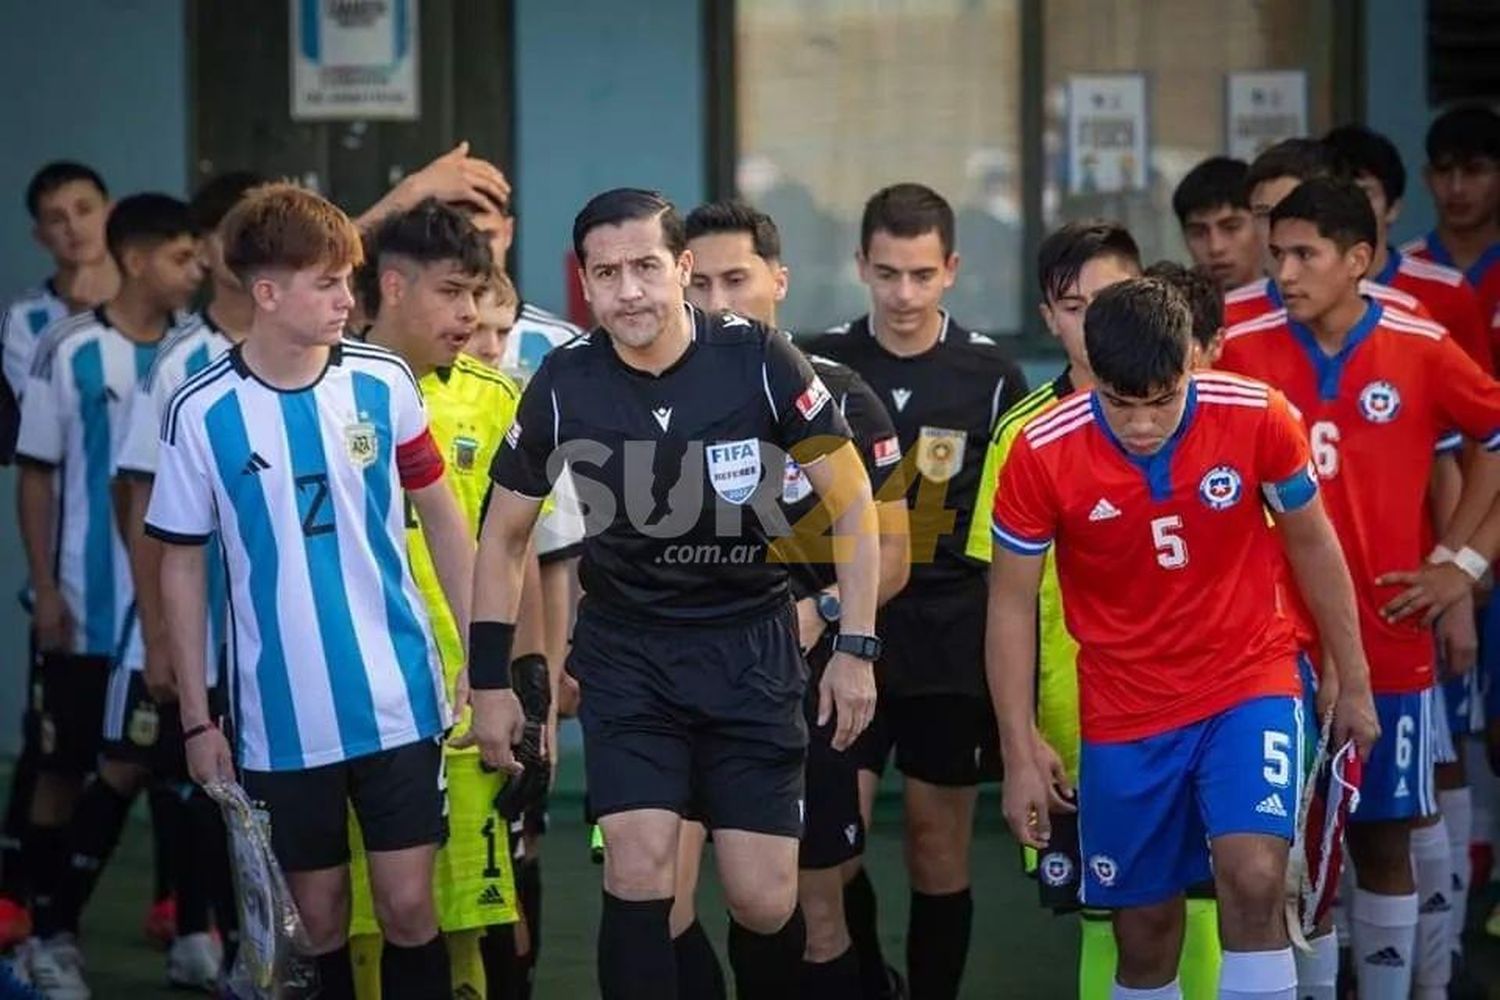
[1,104,1499,1000]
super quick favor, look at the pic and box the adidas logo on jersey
[477,884,507,907]
[1363,946,1405,968]
[1088,498,1121,522]
[1419,892,1450,914]
[1254,794,1287,818]
[1395,777,1409,798]
[891,388,912,412]
[652,406,673,432]
[242,452,270,475]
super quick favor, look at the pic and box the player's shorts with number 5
[1077,695,1302,908]
[1351,689,1438,823]
[349,752,519,934]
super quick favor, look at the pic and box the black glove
[492,654,551,821]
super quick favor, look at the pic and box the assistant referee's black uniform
[805,312,1026,785]
[491,306,852,834]
[775,352,903,871]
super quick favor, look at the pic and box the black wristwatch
[832,632,882,662]
[815,591,842,625]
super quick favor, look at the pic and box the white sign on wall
[1066,74,1149,195]
[1225,71,1308,161]
[291,0,420,121]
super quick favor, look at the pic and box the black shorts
[570,601,807,838]
[99,670,229,780]
[852,693,1002,787]
[801,634,865,869]
[28,652,111,775]
[875,578,988,700]
[242,738,447,873]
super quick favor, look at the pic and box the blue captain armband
[1261,462,1318,514]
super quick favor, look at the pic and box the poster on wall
[1225,71,1307,161]
[291,0,420,121]
[1066,74,1149,196]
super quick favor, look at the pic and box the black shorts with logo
[28,651,111,775]
[801,632,866,869]
[570,600,808,838]
[851,693,1002,786]
[242,738,448,873]
[100,669,229,780]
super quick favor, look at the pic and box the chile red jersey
[992,373,1311,742]
[1373,248,1493,373]
[1223,277,1432,331]
[1219,300,1500,694]
[1404,232,1500,366]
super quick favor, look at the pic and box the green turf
[12,760,1500,997]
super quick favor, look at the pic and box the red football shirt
[992,373,1309,742]
[1219,301,1500,694]
[1403,232,1500,331]
[1223,277,1431,331]
[1374,249,1493,373]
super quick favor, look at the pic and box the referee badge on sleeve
[453,435,479,473]
[129,702,160,747]
[916,426,965,483]
[345,420,379,469]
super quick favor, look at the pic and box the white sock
[1292,931,1338,1000]
[1218,947,1295,999]
[1332,864,1352,947]
[1439,786,1472,956]
[1350,888,1417,1000]
[1411,819,1453,996]
[1110,980,1181,1000]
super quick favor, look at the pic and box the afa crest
[916,426,966,483]
[128,702,160,747]
[1198,464,1243,511]
[1358,381,1400,424]
[452,435,479,473]
[344,420,379,468]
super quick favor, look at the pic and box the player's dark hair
[860,183,956,257]
[1268,177,1378,254]
[25,161,108,220]
[573,188,686,265]
[358,198,494,316]
[684,200,782,261]
[190,171,267,235]
[1244,138,1346,200]
[1323,124,1406,205]
[105,193,195,268]
[1085,278,1192,398]
[1143,261,1222,350]
[1036,220,1141,304]
[1171,157,1249,227]
[1426,104,1500,165]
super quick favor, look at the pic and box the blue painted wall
[0,0,186,752]
[1365,0,1433,245]
[511,0,706,316]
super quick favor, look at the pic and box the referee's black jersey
[776,353,903,601]
[804,313,1027,595]
[491,306,852,624]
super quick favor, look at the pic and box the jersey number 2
[295,473,336,537]
[1151,515,1187,569]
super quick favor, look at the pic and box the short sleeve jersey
[16,309,161,655]
[144,341,449,772]
[490,307,852,624]
[113,313,235,678]
[1223,276,1431,330]
[1403,232,1500,343]
[774,352,903,599]
[1218,301,1500,694]
[991,374,1313,743]
[803,313,1028,596]
[1373,249,1494,373]
[2,280,68,400]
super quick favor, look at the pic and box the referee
[470,188,882,1000]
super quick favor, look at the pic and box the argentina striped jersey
[144,340,449,771]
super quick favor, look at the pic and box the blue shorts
[1077,695,1302,909]
[1297,652,1321,764]
[1350,689,1438,823]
